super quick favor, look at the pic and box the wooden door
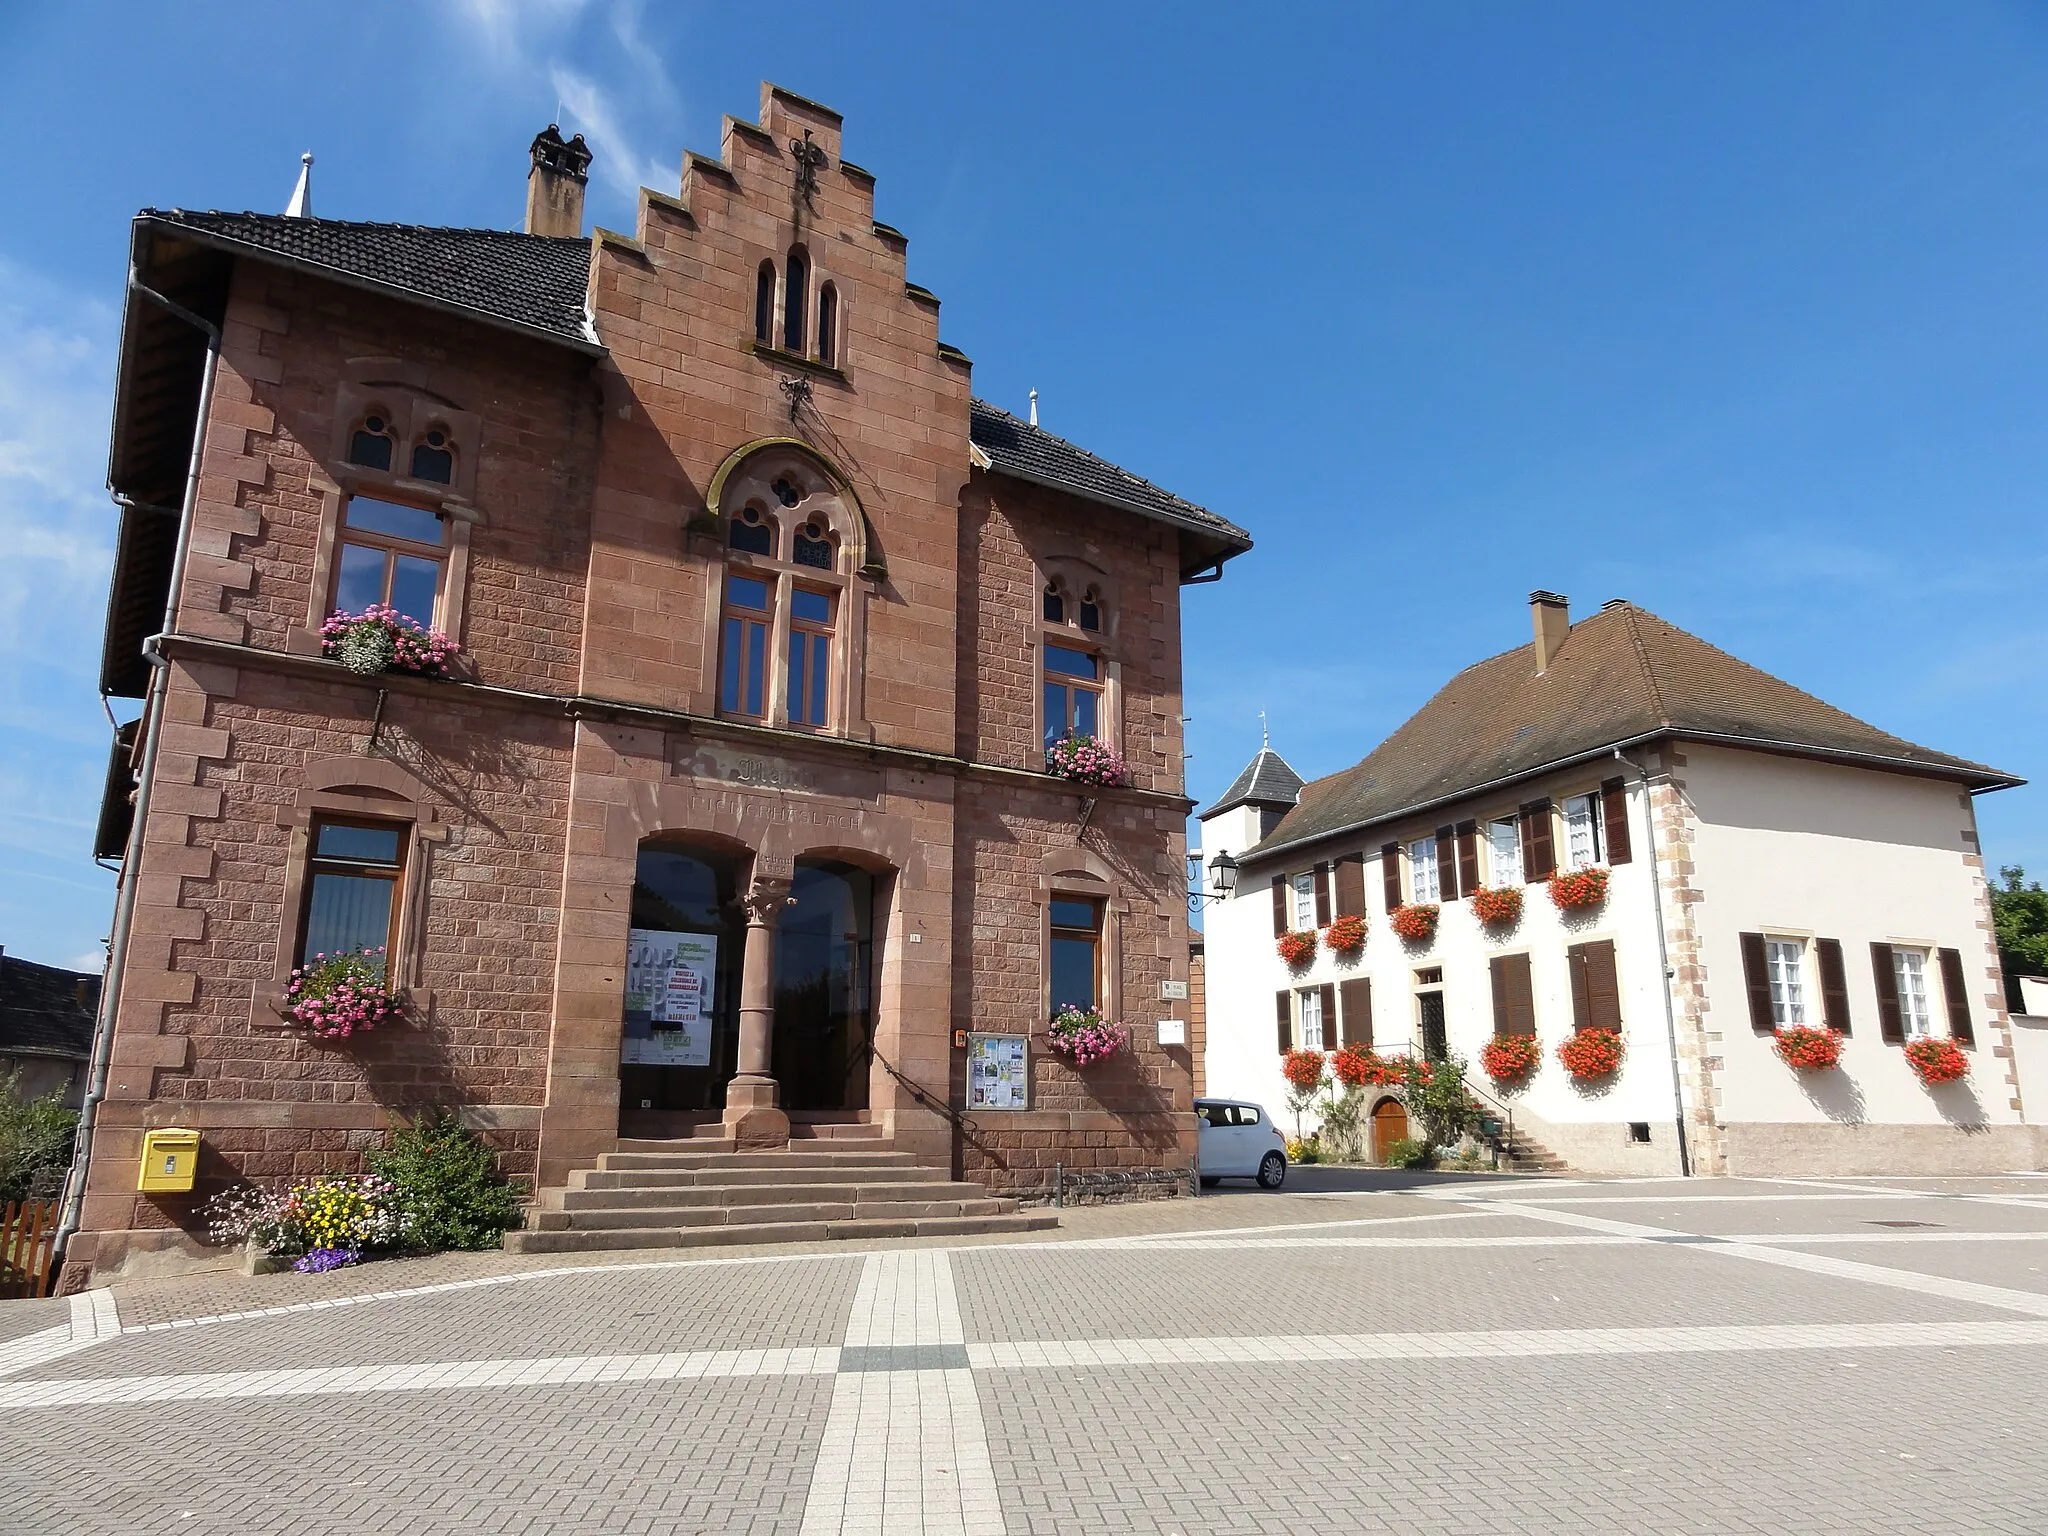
[1371,1098,1409,1164]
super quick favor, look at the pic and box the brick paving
[5,1175,2048,1533]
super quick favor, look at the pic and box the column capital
[739,875,794,927]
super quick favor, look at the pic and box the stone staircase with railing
[505,1136,1058,1254]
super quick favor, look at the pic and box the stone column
[723,874,792,1148]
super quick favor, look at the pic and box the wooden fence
[1,1200,59,1299]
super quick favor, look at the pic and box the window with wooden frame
[816,282,838,365]
[1489,952,1536,1037]
[298,817,406,971]
[1869,942,1974,1046]
[1742,933,1849,1035]
[1290,870,1317,930]
[333,494,447,626]
[1765,937,1808,1027]
[1049,898,1102,1014]
[1487,816,1522,884]
[1407,836,1440,903]
[719,574,773,720]
[1566,939,1621,1033]
[1892,947,1933,1039]
[1561,792,1604,870]
[786,587,835,729]
[1043,643,1104,751]
[1297,985,1326,1051]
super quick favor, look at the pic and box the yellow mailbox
[137,1128,201,1193]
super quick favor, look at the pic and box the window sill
[745,338,849,384]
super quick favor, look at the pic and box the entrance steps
[505,1143,1058,1254]
[1494,1126,1569,1173]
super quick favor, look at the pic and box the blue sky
[1,2,2044,968]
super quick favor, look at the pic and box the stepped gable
[1254,600,2019,861]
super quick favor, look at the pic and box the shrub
[1470,886,1524,926]
[1382,1136,1434,1169]
[1558,1027,1626,1081]
[1389,904,1439,944]
[1285,1135,1322,1164]
[0,1073,79,1203]
[1322,914,1367,956]
[1773,1026,1844,1071]
[1548,866,1610,911]
[1275,930,1317,967]
[1046,1006,1131,1066]
[1315,1085,1369,1162]
[1904,1036,1969,1085]
[369,1113,522,1251]
[1399,1053,1474,1150]
[1479,1032,1541,1083]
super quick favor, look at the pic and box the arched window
[348,413,395,472]
[793,520,834,571]
[409,426,454,484]
[816,282,838,365]
[755,261,775,345]
[1078,587,1101,633]
[783,246,808,355]
[727,504,774,556]
[1043,584,1065,624]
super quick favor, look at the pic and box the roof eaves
[976,456,1253,561]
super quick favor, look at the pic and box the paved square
[5,1173,2048,1533]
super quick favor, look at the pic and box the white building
[1198,593,2038,1177]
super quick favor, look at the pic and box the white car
[1195,1098,1288,1189]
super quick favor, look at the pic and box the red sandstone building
[66,84,1249,1282]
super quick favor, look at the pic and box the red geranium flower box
[1331,1044,1403,1088]
[1281,1047,1328,1094]
[1773,1026,1844,1071]
[1323,914,1367,956]
[1389,903,1439,944]
[1276,930,1317,967]
[1470,886,1523,926]
[1904,1036,1968,1085]
[1558,1027,1625,1081]
[1548,866,1610,912]
[1480,1032,1541,1082]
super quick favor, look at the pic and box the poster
[967,1033,1029,1110]
[622,928,717,1067]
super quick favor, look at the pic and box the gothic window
[772,476,803,508]
[348,414,395,472]
[1043,584,1065,624]
[728,504,774,556]
[755,261,775,345]
[793,521,834,570]
[1078,587,1101,632]
[783,246,809,355]
[409,426,454,484]
[817,282,838,365]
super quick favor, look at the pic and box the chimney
[525,125,593,238]
[1529,590,1570,674]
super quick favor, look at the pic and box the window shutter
[1567,943,1591,1032]
[1318,983,1337,1048]
[1506,952,1537,1036]
[1334,855,1366,918]
[1381,843,1402,912]
[1314,863,1332,927]
[1739,932,1775,1034]
[1272,876,1289,937]
[1520,798,1556,881]
[1816,938,1851,1036]
[1583,940,1622,1032]
[1600,777,1632,865]
[1870,943,1904,1044]
[1275,990,1293,1054]
[1938,947,1976,1045]
[1339,977,1372,1049]
[1435,826,1458,901]
[1455,820,1480,896]
[1490,956,1511,1036]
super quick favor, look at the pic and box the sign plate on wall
[623,928,717,1067]
[1160,979,1189,1001]
[966,1033,1029,1110]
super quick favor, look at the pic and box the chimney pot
[1529,590,1570,674]
[525,124,593,238]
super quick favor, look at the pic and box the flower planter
[1276,930,1317,967]
[285,947,404,1039]
[1904,1036,1968,1085]
[1281,1047,1328,1095]
[1470,886,1524,927]
[1332,1044,1402,1088]
[1773,1026,1844,1072]
[1046,1006,1130,1066]
[1045,734,1131,787]
[321,605,460,678]
[1322,913,1367,957]
[1389,903,1439,944]
[1480,1032,1542,1083]
[1548,866,1609,912]
[1558,1027,1625,1082]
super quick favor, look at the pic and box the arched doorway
[1371,1096,1410,1164]
[621,842,746,1120]
[771,859,876,1112]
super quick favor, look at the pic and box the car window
[1238,1107,1261,1126]
[1200,1105,1230,1128]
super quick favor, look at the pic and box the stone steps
[529,1198,1016,1231]
[505,1209,1058,1254]
[574,1164,939,1190]
[553,1179,995,1210]
[603,1146,915,1169]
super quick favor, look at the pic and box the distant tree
[1992,866,2048,1005]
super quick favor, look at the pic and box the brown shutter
[1381,843,1402,912]
[1567,943,1591,1032]
[1506,952,1537,1036]
[1455,820,1480,896]
[1490,956,1510,1036]
[1275,990,1293,1053]
[1318,982,1337,1048]
[1435,827,1457,901]
[1520,798,1555,880]
[1272,876,1289,936]
[1339,977,1373,1049]
[1314,863,1332,927]
[1938,947,1976,1045]
[1816,938,1851,1036]
[1600,777,1632,865]
[1739,932,1775,1034]
[1333,854,1366,918]
[1871,943,1903,1044]
[1582,940,1621,1031]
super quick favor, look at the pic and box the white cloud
[550,63,674,199]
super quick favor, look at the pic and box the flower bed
[1281,1047,1328,1095]
[202,1175,406,1272]
[1322,913,1367,956]
[1558,1027,1625,1081]
[1773,1025,1844,1072]
[1046,1005,1130,1066]
[1331,1044,1403,1088]
[1045,734,1131,787]
[285,947,403,1038]
[1479,1032,1542,1083]
[1470,885,1524,926]
[1389,903,1439,944]
[1276,929,1318,967]
[321,604,460,677]
[1548,866,1610,912]
[1904,1036,1969,1085]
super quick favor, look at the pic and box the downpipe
[53,270,221,1279]
[1616,747,1692,1177]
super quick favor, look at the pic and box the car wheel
[1199,1176,1220,1189]
[1256,1151,1286,1190]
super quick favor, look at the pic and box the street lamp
[1187,849,1238,912]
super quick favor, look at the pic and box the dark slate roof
[141,210,599,350]
[1201,747,1304,818]
[969,401,1251,561]
[0,954,98,1063]
[1250,601,2021,863]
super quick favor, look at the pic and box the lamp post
[1187,849,1238,913]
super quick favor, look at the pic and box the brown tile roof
[1249,601,2020,863]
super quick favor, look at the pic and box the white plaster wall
[1679,744,2021,1132]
